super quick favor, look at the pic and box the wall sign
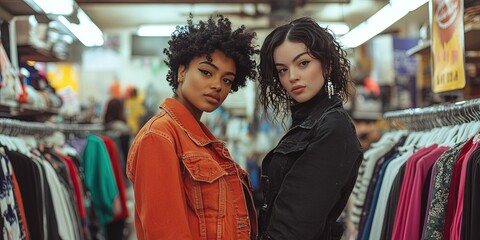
[431,0,466,93]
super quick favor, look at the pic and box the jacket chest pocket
[181,153,228,215]
[274,140,309,155]
[182,153,227,183]
[272,140,309,176]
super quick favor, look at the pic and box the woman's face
[273,40,325,103]
[176,50,236,120]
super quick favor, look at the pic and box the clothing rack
[383,98,480,131]
[0,118,104,137]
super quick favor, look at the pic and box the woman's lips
[205,93,220,104]
[291,85,305,94]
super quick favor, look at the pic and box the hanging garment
[460,147,480,239]
[391,144,439,240]
[423,140,468,240]
[449,134,480,240]
[82,135,119,226]
[442,136,480,239]
[380,162,406,240]
[399,146,449,240]
[55,151,89,236]
[43,149,84,238]
[359,153,398,240]
[100,136,129,240]
[370,150,414,240]
[0,153,27,240]
[41,155,79,240]
[351,136,398,230]
[9,159,30,240]
[6,150,46,239]
[381,145,436,239]
[100,136,128,220]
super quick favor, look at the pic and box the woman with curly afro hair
[256,17,363,240]
[127,15,259,239]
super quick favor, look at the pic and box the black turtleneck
[290,92,341,128]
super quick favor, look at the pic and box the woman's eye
[199,69,212,76]
[299,61,310,67]
[223,79,233,85]
[277,69,287,74]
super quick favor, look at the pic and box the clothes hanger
[392,129,408,143]
[419,127,441,148]
[14,137,32,158]
[438,107,461,146]
[0,135,11,151]
[457,105,480,142]
[372,131,395,147]
[399,131,422,151]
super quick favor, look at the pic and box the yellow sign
[47,63,79,92]
[431,0,465,93]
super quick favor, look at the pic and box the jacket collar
[291,92,342,129]
[160,98,218,146]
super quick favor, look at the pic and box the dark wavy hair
[257,17,352,121]
[164,15,258,93]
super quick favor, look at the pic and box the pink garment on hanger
[402,146,449,240]
[392,144,438,240]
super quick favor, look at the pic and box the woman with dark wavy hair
[256,17,363,240]
[127,15,259,239]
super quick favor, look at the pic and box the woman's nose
[210,78,222,91]
[288,69,299,83]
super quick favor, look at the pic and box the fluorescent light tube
[26,0,74,15]
[340,0,428,48]
[317,22,350,35]
[58,8,104,47]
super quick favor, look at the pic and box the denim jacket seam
[299,105,341,129]
[162,106,216,146]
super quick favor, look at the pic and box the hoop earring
[326,76,335,99]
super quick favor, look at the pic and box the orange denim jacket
[127,98,257,240]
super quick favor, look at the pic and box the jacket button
[261,203,268,211]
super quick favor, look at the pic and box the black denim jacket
[258,93,363,240]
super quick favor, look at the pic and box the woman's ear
[177,65,186,83]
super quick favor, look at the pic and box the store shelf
[0,102,59,122]
[466,50,480,59]
[464,24,480,51]
[407,23,480,56]
[17,45,64,62]
[0,0,38,20]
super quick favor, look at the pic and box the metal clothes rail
[0,118,104,137]
[383,98,480,131]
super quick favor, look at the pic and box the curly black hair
[257,17,353,122]
[164,15,258,93]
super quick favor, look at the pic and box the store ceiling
[74,0,428,34]
[0,0,429,44]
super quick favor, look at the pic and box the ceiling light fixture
[57,8,104,47]
[137,25,178,37]
[317,22,350,36]
[25,0,74,15]
[340,0,428,48]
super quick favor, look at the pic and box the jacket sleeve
[127,131,192,239]
[265,112,362,240]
